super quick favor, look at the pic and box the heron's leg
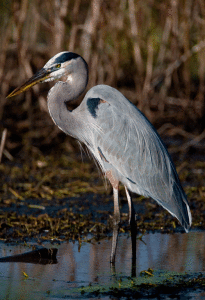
[125,186,137,277]
[113,187,120,224]
[125,186,136,225]
[110,187,120,264]
[105,170,120,263]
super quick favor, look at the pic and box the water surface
[0,231,205,299]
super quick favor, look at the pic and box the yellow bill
[7,68,51,98]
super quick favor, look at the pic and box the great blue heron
[8,51,192,263]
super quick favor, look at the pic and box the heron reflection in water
[7,52,192,264]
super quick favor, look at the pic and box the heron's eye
[55,64,61,69]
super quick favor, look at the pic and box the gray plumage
[46,53,191,233]
[8,51,192,263]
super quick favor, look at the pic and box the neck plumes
[47,57,88,139]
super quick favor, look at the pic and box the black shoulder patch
[54,52,80,64]
[87,97,102,118]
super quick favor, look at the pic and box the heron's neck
[47,61,88,139]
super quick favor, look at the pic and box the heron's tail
[156,182,192,232]
[167,182,192,232]
[174,183,192,232]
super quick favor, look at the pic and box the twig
[0,129,7,163]
[169,130,205,153]
[141,36,153,111]
[2,149,13,161]
[158,123,195,139]
[179,130,205,152]
[128,0,144,75]
[81,0,102,63]
[152,39,205,89]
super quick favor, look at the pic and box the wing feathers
[83,86,191,230]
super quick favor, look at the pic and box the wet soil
[0,149,205,244]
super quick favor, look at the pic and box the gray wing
[82,85,191,231]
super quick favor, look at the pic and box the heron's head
[7,51,86,98]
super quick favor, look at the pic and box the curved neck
[47,57,88,139]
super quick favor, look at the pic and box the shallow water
[0,231,205,299]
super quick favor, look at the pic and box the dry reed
[0,0,205,155]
